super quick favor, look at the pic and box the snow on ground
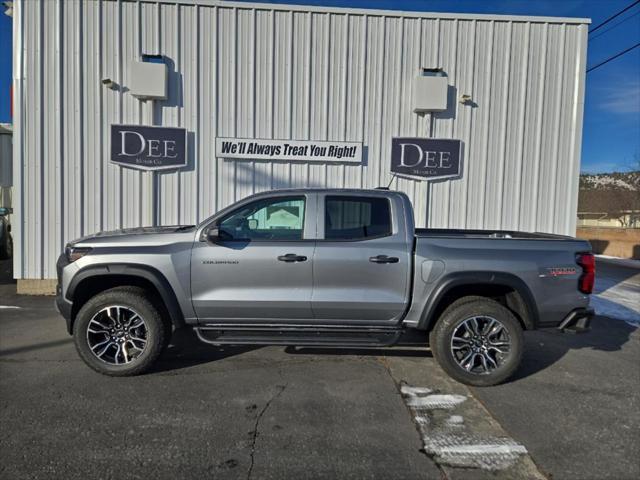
[595,255,640,270]
[591,259,640,325]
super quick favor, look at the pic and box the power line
[587,42,640,72]
[590,9,640,41]
[589,0,640,34]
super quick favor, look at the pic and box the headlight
[65,245,92,262]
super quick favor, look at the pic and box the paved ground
[1,258,639,479]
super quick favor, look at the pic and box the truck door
[311,193,412,324]
[191,194,316,321]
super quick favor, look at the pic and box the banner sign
[111,125,187,171]
[216,138,362,163]
[390,137,462,180]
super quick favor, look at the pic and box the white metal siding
[12,0,588,279]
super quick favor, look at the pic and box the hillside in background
[578,171,640,226]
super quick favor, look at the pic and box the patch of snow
[400,384,529,471]
[592,273,640,325]
[445,415,465,426]
[439,444,528,455]
[400,385,432,396]
[415,416,430,426]
[423,432,528,471]
[591,296,640,326]
[596,255,640,270]
[406,394,467,410]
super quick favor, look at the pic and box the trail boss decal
[391,138,462,180]
[216,138,362,163]
[111,125,187,171]
[541,267,578,277]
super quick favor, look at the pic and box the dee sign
[111,125,187,171]
[390,137,462,180]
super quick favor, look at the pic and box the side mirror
[0,207,11,216]
[206,227,221,243]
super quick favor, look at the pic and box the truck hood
[69,225,196,246]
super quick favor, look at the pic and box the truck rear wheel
[429,297,524,387]
[73,287,166,376]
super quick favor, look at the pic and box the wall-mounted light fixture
[101,78,117,90]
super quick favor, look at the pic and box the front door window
[218,196,306,241]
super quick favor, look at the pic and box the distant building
[577,212,640,228]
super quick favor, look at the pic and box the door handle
[369,255,399,264]
[278,253,308,262]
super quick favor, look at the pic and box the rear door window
[324,196,392,240]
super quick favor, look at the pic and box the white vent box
[412,73,448,113]
[129,56,167,100]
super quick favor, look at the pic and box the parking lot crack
[246,383,287,480]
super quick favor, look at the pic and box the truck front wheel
[429,297,524,387]
[73,287,166,376]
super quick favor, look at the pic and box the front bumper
[55,284,74,334]
[55,253,74,334]
[558,307,593,334]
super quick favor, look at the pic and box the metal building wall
[12,0,588,279]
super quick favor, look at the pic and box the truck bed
[415,228,575,240]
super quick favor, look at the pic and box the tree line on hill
[578,171,640,228]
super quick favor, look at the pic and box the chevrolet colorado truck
[56,189,594,386]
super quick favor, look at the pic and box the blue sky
[0,0,639,173]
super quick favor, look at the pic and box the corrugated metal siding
[12,0,588,279]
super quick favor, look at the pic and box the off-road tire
[429,297,524,387]
[0,232,12,260]
[146,292,173,349]
[73,286,166,376]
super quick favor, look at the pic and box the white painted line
[406,393,467,409]
[0,306,21,309]
[439,444,528,455]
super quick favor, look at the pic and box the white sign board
[216,138,362,163]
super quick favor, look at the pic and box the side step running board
[194,323,403,347]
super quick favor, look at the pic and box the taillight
[576,252,595,294]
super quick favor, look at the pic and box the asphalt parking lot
[1,258,639,480]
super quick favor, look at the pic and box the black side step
[194,324,403,347]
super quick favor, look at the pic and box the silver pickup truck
[56,189,594,386]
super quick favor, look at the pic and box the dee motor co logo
[111,125,187,171]
[390,137,462,181]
